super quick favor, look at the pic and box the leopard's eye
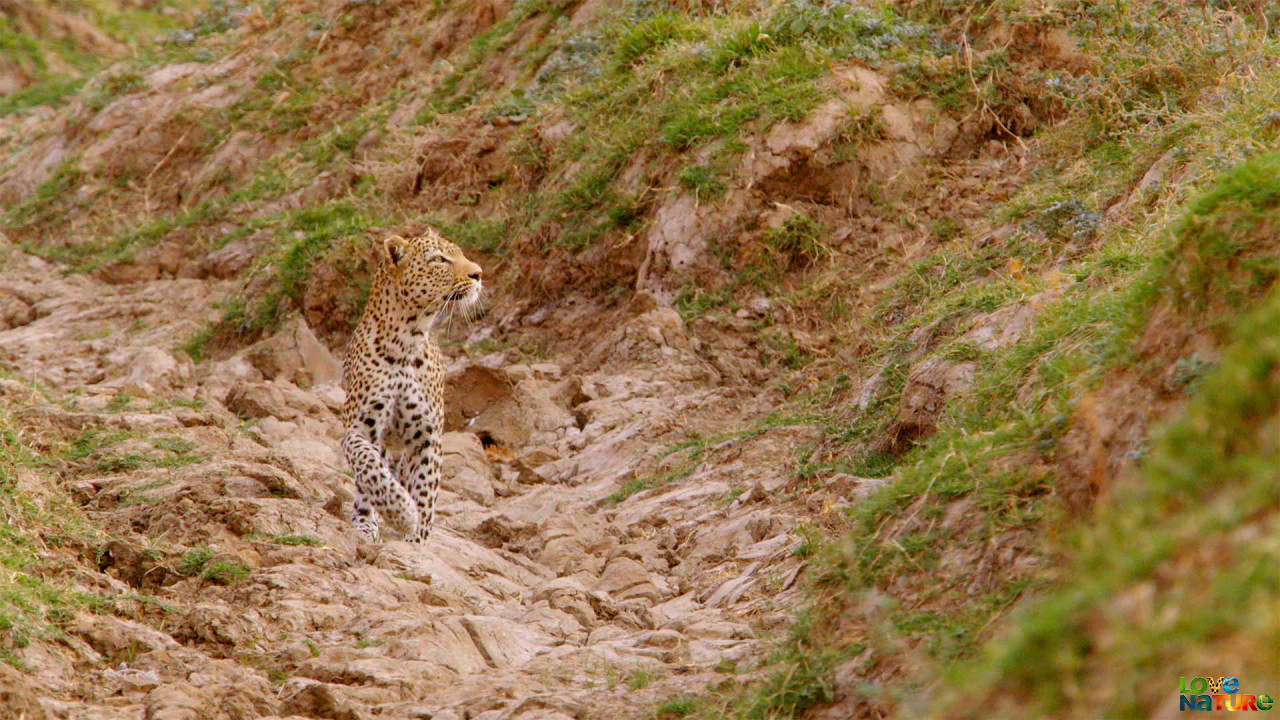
[426,253,450,263]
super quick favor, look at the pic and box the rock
[881,358,976,453]
[583,308,716,381]
[441,432,496,506]
[826,473,888,502]
[852,366,886,413]
[512,446,560,483]
[443,365,575,448]
[102,663,162,692]
[595,557,660,605]
[145,683,225,720]
[96,346,190,395]
[0,292,34,330]
[202,354,264,399]
[459,615,552,668]
[314,383,346,413]
[247,417,343,467]
[279,681,360,720]
[225,380,330,421]
[72,614,181,657]
[0,663,46,720]
[198,235,261,279]
[530,577,600,627]
[539,516,607,576]
[703,565,759,607]
[635,194,712,301]
[962,286,1066,351]
[245,317,341,389]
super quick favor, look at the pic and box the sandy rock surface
[0,236,840,719]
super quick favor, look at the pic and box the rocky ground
[0,233,865,719]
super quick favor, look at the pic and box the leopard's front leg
[341,394,419,541]
[392,382,443,543]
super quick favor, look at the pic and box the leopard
[340,231,482,543]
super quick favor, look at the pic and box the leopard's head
[379,231,483,318]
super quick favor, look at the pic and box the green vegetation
[655,697,699,718]
[199,560,250,585]
[3,0,1280,715]
[64,430,203,474]
[175,545,215,576]
[0,403,106,668]
[940,218,1280,717]
[714,93,1280,720]
[264,533,324,547]
[176,544,250,585]
[106,393,132,412]
[627,666,657,691]
[0,0,198,117]
[676,163,725,200]
[0,76,87,117]
[673,285,734,319]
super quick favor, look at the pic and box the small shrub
[179,326,216,362]
[613,13,689,68]
[84,71,145,111]
[709,23,770,71]
[627,667,656,690]
[656,697,697,717]
[0,77,86,117]
[1034,198,1102,241]
[176,546,215,576]
[151,437,197,454]
[763,214,826,268]
[676,164,725,200]
[201,560,250,585]
[673,286,732,318]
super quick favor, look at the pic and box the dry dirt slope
[6,1,1280,719]
[0,231,859,719]
[0,0,1021,715]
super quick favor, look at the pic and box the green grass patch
[176,545,249,585]
[940,257,1280,718]
[200,560,250,585]
[0,403,106,667]
[762,214,825,269]
[675,164,725,200]
[627,667,657,691]
[0,76,87,117]
[655,697,699,718]
[175,545,215,577]
[266,534,324,547]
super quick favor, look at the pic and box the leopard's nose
[468,271,481,281]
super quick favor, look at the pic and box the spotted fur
[341,231,482,543]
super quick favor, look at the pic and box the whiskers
[439,284,484,340]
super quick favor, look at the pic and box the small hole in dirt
[478,433,498,449]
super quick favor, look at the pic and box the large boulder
[440,432,496,506]
[94,346,191,396]
[244,317,342,389]
[443,365,575,448]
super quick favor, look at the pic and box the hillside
[1,0,1279,718]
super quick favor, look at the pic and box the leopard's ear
[383,235,408,267]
